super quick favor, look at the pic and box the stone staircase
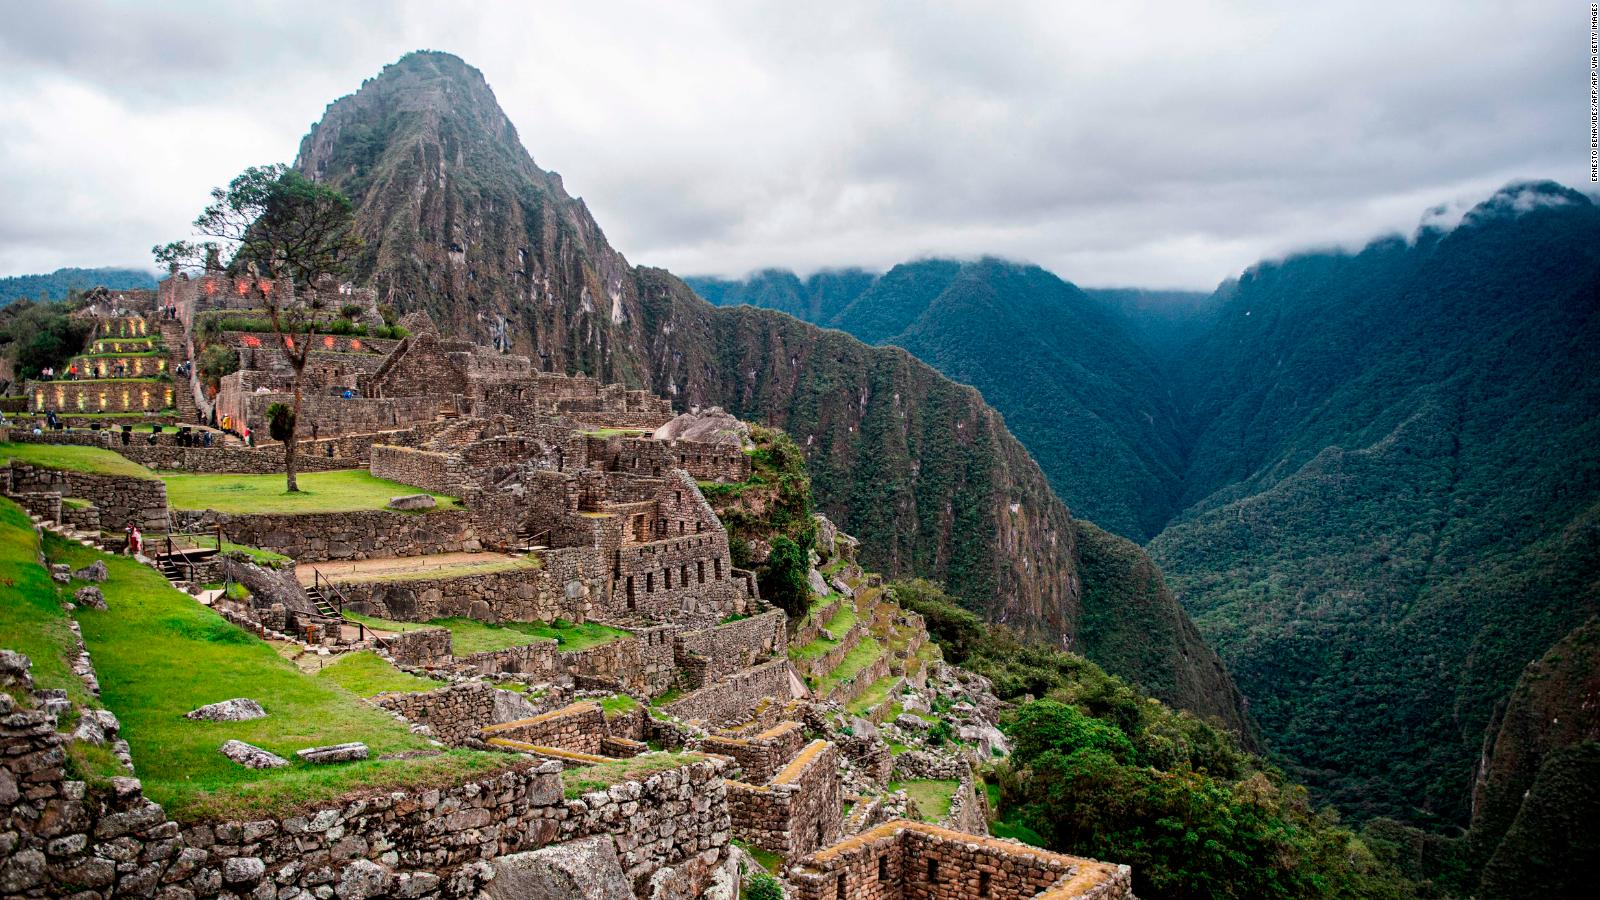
[159,321,200,424]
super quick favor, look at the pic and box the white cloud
[0,0,1578,289]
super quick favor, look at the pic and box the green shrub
[742,870,782,900]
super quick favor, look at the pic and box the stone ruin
[0,273,1136,899]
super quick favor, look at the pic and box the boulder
[895,713,933,732]
[296,742,369,764]
[959,723,1011,759]
[388,494,436,511]
[72,560,109,583]
[650,406,750,447]
[74,586,107,610]
[187,698,267,722]
[336,859,393,900]
[219,740,288,769]
[830,576,855,599]
[807,568,829,597]
[51,564,71,584]
[486,835,631,900]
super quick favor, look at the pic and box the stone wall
[790,820,1135,900]
[369,444,467,495]
[700,720,807,784]
[665,658,794,726]
[27,378,175,414]
[5,461,167,532]
[481,702,605,755]
[332,562,593,626]
[381,628,453,668]
[602,437,752,483]
[725,740,841,859]
[118,445,353,474]
[371,681,499,747]
[455,643,559,678]
[674,608,785,688]
[181,509,479,561]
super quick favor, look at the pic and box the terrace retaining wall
[177,508,479,561]
[5,460,167,531]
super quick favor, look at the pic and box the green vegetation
[0,442,159,479]
[890,779,958,823]
[889,576,1419,898]
[197,343,239,391]
[598,693,639,718]
[315,650,445,696]
[732,839,784,876]
[196,313,407,341]
[0,298,95,380]
[742,869,783,900]
[0,501,90,708]
[161,469,460,513]
[342,613,628,654]
[789,599,857,662]
[27,520,502,821]
[846,674,898,715]
[0,267,156,306]
[559,752,704,799]
[816,635,881,697]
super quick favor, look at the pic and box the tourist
[203,430,213,448]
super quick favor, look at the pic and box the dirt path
[294,551,526,584]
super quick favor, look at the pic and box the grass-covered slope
[2,502,506,821]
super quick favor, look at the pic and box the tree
[758,534,811,621]
[155,164,361,491]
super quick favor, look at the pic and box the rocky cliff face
[292,51,1246,729]
[1469,616,1600,886]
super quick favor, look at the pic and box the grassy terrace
[816,635,883,697]
[315,651,446,697]
[342,613,629,655]
[19,519,506,821]
[560,751,705,799]
[167,537,291,565]
[162,470,461,514]
[789,596,856,662]
[890,779,959,823]
[845,674,900,715]
[0,442,159,479]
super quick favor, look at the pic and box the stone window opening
[678,521,685,535]
[696,521,704,533]
[836,873,846,900]
[879,856,889,881]
[675,490,682,504]
[979,871,992,896]
[927,858,938,884]
[697,560,705,584]
[714,559,722,580]
[680,564,689,586]
[664,568,672,590]
[646,572,655,593]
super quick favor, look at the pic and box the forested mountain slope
[689,259,1192,539]
[289,51,1248,733]
[1151,183,1600,823]
[694,183,1600,840]
[0,266,156,306]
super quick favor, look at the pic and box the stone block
[220,740,289,769]
[187,698,267,722]
[295,742,369,764]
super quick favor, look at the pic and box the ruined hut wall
[380,628,454,668]
[369,445,466,495]
[609,438,751,483]
[725,740,841,859]
[371,681,499,747]
[674,608,786,687]
[665,658,793,726]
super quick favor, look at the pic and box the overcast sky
[0,1,1581,289]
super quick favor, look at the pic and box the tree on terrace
[154,164,361,492]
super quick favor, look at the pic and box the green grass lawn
[315,651,446,697]
[580,428,650,438]
[890,779,959,823]
[817,635,882,696]
[167,535,291,565]
[342,613,629,655]
[37,529,506,821]
[732,839,784,874]
[0,442,158,479]
[161,469,461,514]
[598,693,639,718]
